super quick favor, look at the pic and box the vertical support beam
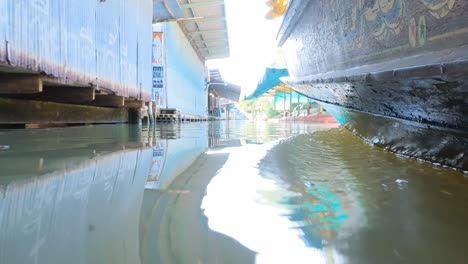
[147,101,153,125]
[129,109,142,125]
[283,93,286,117]
[289,90,292,115]
[152,101,157,124]
[297,92,300,117]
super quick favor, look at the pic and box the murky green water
[1,121,467,263]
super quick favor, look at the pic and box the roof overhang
[153,0,230,61]
[209,69,240,102]
[245,68,289,100]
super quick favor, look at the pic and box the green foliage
[239,97,280,119]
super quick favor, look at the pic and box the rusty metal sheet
[0,0,153,101]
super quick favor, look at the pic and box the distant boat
[276,0,468,171]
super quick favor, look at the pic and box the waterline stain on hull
[321,101,467,171]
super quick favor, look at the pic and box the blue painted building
[0,0,153,100]
[152,1,230,118]
[163,22,207,116]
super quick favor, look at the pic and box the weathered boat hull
[279,0,468,170]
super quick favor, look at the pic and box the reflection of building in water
[0,125,153,264]
[144,123,209,190]
[145,122,244,190]
[157,122,181,139]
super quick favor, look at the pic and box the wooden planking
[90,94,125,107]
[0,97,129,124]
[0,74,43,94]
[123,99,145,109]
[7,86,95,104]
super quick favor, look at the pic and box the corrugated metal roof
[153,0,230,61]
[209,69,240,102]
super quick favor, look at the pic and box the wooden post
[152,101,157,123]
[289,90,292,115]
[147,101,153,125]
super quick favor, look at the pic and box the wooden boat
[276,0,468,171]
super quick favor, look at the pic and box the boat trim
[277,0,311,46]
[282,58,468,84]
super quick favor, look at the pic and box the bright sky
[205,0,283,97]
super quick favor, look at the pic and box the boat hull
[279,0,468,170]
[322,101,467,171]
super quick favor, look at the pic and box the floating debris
[0,145,10,150]
[440,190,453,196]
[395,179,408,184]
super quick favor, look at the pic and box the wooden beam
[91,94,125,108]
[0,98,129,124]
[0,74,43,94]
[193,38,227,45]
[189,29,227,36]
[179,1,224,9]
[197,46,229,51]
[123,99,145,109]
[181,16,225,24]
[8,86,95,104]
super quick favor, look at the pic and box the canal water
[0,121,467,264]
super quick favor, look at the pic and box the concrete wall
[164,22,207,116]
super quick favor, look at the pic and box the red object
[282,113,338,123]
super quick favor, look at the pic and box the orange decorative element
[265,0,289,19]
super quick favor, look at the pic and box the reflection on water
[1,121,468,263]
[0,125,152,264]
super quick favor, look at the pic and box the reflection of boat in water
[277,0,468,171]
[258,129,367,250]
[0,125,153,264]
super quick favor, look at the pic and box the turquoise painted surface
[246,68,289,100]
[318,102,348,124]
